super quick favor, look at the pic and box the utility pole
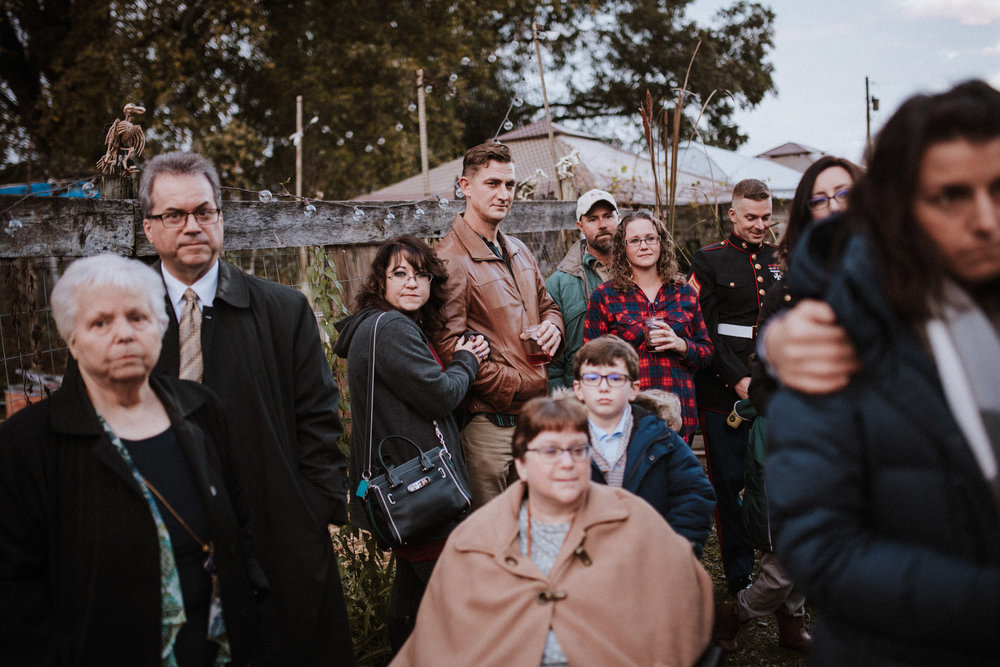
[865,77,879,163]
[533,21,560,200]
[296,95,303,200]
[418,70,430,196]
[295,95,309,297]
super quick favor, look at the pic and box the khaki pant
[736,551,806,620]
[460,415,519,508]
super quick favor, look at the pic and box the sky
[686,0,1000,163]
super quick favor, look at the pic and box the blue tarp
[0,181,95,197]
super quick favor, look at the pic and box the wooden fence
[0,196,589,412]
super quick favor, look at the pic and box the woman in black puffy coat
[767,80,1000,666]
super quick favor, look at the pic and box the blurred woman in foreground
[392,395,712,666]
[0,254,262,666]
[768,80,1000,664]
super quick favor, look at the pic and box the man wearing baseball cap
[545,189,620,389]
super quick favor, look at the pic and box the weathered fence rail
[1,196,582,259]
[0,195,587,417]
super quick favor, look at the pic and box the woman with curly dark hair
[583,211,712,441]
[333,234,489,652]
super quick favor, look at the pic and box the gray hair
[139,151,221,216]
[51,254,169,344]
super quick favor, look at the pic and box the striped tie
[178,288,203,382]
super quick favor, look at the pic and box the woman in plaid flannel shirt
[583,211,712,441]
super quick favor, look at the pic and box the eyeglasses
[387,269,433,285]
[625,235,661,248]
[147,208,221,228]
[807,189,851,211]
[579,372,632,387]
[525,444,592,463]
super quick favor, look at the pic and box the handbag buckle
[406,476,431,493]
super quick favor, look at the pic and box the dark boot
[726,574,752,597]
[712,600,744,652]
[775,609,813,653]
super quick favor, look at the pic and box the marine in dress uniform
[690,180,781,594]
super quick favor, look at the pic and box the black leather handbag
[364,432,472,549]
[358,311,472,549]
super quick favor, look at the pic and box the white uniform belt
[718,323,755,338]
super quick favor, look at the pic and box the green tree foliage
[1,1,263,183]
[1,0,774,197]
[546,0,776,150]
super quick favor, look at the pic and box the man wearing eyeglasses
[689,178,781,597]
[545,189,620,391]
[433,141,564,508]
[141,151,355,665]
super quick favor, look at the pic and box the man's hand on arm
[764,299,861,394]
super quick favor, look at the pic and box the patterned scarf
[589,410,633,488]
[98,415,231,665]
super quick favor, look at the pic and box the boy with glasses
[572,335,715,556]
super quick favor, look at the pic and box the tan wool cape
[392,481,713,666]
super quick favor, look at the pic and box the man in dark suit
[141,151,354,665]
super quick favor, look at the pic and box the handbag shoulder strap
[363,311,449,478]
[363,311,389,479]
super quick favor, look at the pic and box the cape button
[537,590,568,604]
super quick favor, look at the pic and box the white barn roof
[355,120,803,205]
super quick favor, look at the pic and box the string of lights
[3,49,530,236]
[219,181,460,225]
[2,176,102,236]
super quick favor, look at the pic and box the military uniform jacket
[689,233,780,412]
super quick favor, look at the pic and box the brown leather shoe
[775,609,813,653]
[713,600,743,652]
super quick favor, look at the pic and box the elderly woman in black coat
[0,254,264,666]
[334,234,488,652]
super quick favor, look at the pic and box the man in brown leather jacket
[433,141,564,507]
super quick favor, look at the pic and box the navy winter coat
[767,226,1000,666]
[591,404,715,557]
